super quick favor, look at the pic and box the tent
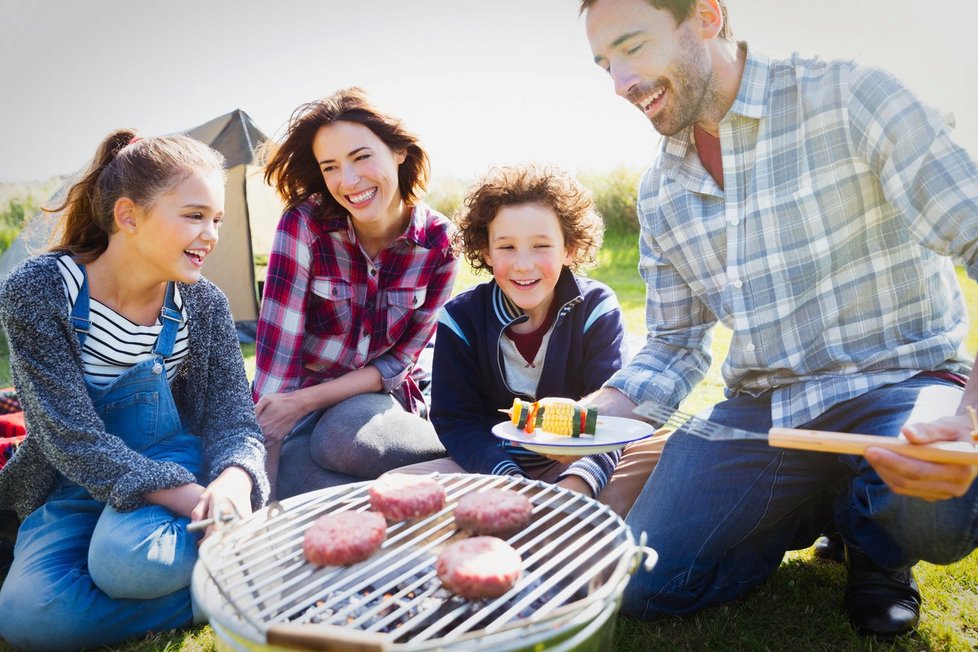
[0,109,284,337]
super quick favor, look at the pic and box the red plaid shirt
[253,198,458,412]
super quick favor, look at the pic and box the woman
[255,87,458,499]
[0,130,268,650]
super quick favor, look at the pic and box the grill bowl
[192,473,656,651]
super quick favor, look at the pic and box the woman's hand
[255,392,308,443]
[192,466,255,540]
[864,414,978,502]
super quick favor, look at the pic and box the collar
[313,196,429,249]
[489,267,584,328]
[728,43,771,120]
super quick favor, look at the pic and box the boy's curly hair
[454,164,604,273]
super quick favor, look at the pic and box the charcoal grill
[192,473,656,651]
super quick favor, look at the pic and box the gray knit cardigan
[0,253,269,519]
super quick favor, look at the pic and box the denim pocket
[98,392,160,451]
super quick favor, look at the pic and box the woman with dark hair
[255,88,458,498]
[0,130,268,650]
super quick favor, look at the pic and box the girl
[0,130,268,650]
[255,88,458,499]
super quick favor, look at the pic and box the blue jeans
[623,374,978,619]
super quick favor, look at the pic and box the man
[580,0,978,639]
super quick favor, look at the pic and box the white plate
[491,416,655,455]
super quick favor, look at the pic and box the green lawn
[1,234,977,650]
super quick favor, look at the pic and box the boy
[407,164,658,514]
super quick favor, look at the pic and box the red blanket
[0,411,26,470]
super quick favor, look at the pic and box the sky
[1,0,976,183]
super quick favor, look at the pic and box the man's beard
[646,28,717,137]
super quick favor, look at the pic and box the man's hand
[582,387,639,419]
[865,414,978,501]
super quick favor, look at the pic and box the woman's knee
[310,396,443,476]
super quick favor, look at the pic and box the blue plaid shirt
[607,46,978,428]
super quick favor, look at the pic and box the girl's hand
[864,415,978,502]
[192,466,254,540]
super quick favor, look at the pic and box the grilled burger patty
[302,510,387,566]
[454,489,533,537]
[369,473,447,521]
[436,536,522,599]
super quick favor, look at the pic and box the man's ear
[113,197,138,234]
[695,0,725,39]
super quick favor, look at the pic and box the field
[0,176,976,649]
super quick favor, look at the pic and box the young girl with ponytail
[0,130,268,650]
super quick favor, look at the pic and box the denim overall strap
[153,282,181,359]
[69,264,92,348]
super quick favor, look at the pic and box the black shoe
[813,532,846,562]
[843,545,920,638]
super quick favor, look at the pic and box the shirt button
[745,343,755,352]
[728,218,740,226]
[732,279,743,289]
[369,268,377,276]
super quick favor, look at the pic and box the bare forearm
[296,365,385,413]
[145,483,206,518]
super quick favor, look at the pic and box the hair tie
[128,136,142,145]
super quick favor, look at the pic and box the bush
[0,178,64,255]
[424,176,468,220]
[579,166,642,233]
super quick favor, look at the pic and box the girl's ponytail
[48,129,224,262]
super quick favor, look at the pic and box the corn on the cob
[508,397,597,437]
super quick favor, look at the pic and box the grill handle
[629,532,658,574]
[769,428,978,465]
[266,623,391,651]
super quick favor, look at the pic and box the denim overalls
[0,267,204,651]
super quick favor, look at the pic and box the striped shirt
[253,200,458,406]
[57,255,189,386]
[607,47,978,428]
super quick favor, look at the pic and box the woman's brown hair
[263,87,430,221]
[48,130,225,263]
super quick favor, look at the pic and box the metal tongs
[634,400,978,465]
[186,504,241,533]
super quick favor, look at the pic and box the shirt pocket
[309,276,354,337]
[383,286,427,345]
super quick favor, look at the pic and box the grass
[1,232,977,650]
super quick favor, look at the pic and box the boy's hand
[557,475,594,497]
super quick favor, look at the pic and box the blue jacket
[430,267,626,495]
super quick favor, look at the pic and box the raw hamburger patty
[454,489,533,536]
[303,510,386,566]
[437,536,522,599]
[369,473,447,521]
